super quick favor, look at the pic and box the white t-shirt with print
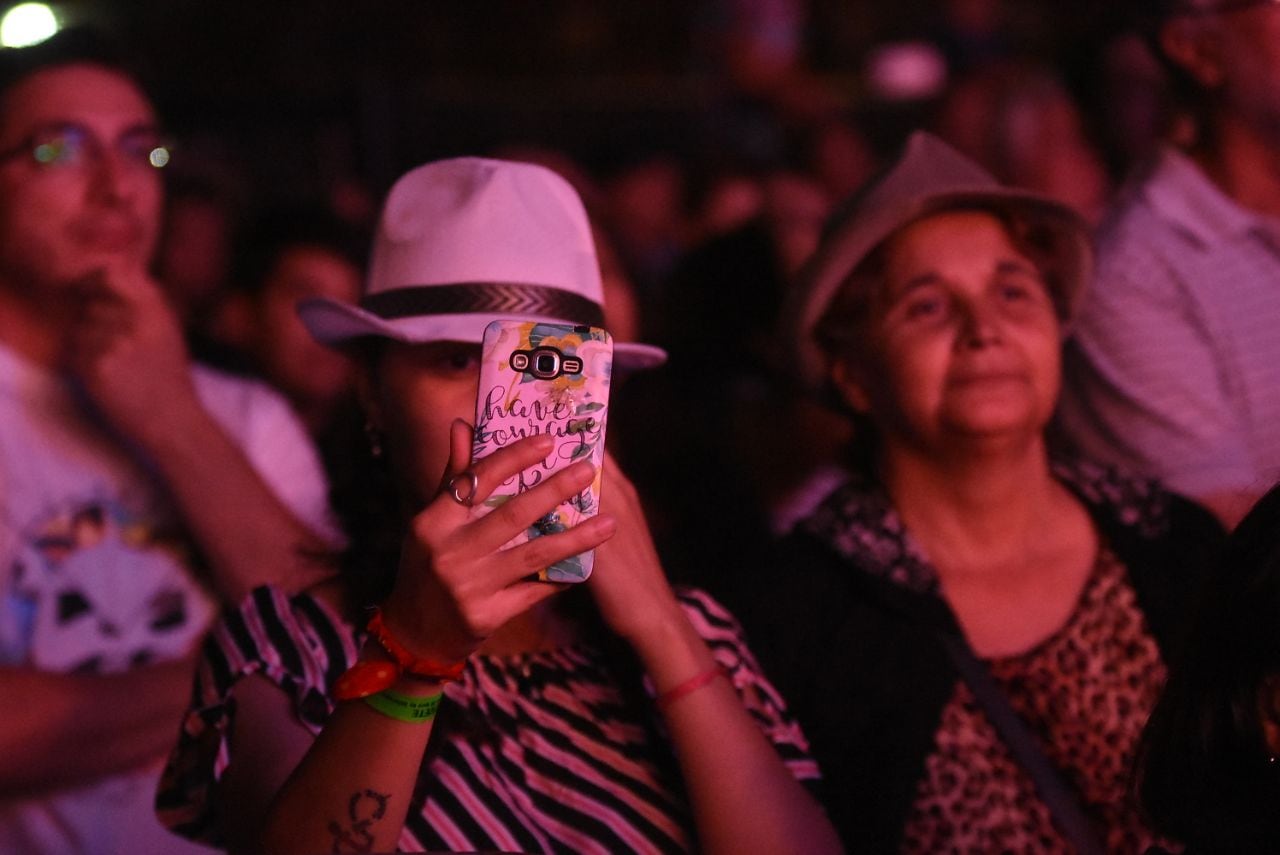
[0,341,338,855]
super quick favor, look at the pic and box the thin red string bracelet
[654,664,727,711]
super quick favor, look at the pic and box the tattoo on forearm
[327,788,390,853]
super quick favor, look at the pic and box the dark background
[47,0,1136,201]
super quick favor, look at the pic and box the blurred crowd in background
[57,0,1175,590]
[111,0,1154,293]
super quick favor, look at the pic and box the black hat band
[361,282,604,327]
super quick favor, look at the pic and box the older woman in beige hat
[154,157,841,855]
[741,132,1225,854]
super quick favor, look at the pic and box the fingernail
[591,514,618,536]
[534,434,555,450]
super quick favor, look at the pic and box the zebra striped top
[157,585,820,853]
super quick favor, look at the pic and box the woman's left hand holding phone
[380,419,618,664]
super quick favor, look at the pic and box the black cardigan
[736,480,1226,854]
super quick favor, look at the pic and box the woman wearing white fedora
[739,132,1225,853]
[155,158,842,854]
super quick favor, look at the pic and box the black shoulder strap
[937,631,1107,855]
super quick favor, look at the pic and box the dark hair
[808,239,887,477]
[0,26,150,120]
[323,338,399,617]
[228,205,367,300]
[1137,482,1280,853]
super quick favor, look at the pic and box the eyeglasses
[0,123,171,172]
[1175,0,1280,16]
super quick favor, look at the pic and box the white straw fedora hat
[786,131,1093,390]
[299,156,666,371]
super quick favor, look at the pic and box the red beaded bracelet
[654,664,726,711]
[333,608,467,701]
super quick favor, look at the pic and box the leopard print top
[900,548,1166,854]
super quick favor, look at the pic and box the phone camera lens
[535,352,559,376]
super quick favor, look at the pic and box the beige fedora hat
[786,131,1092,389]
[299,156,666,371]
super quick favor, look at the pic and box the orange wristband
[333,608,466,702]
[365,609,467,682]
[654,665,726,711]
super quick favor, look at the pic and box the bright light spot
[865,41,948,103]
[148,146,170,169]
[0,3,58,48]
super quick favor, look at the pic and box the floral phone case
[471,320,612,582]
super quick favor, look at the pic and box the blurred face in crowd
[362,340,481,507]
[0,63,164,296]
[830,211,1063,456]
[1163,0,1280,136]
[762,171,831,277]
[249,245,362,424]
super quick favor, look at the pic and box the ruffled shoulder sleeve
[156,585,360,844]
[674,586,821,784]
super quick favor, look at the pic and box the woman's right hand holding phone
[380,419,617,664]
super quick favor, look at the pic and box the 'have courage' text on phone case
[470,320,612,583]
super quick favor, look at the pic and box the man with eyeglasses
[1059,0,1280,530]
[0,28,339,855]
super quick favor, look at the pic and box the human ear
[1160,16,1226,89]
[829,356,873,415]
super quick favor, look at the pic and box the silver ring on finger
[447,470,480,507]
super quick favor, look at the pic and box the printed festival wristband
[363,688,443,723]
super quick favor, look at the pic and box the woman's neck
[879,436,1072,578]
